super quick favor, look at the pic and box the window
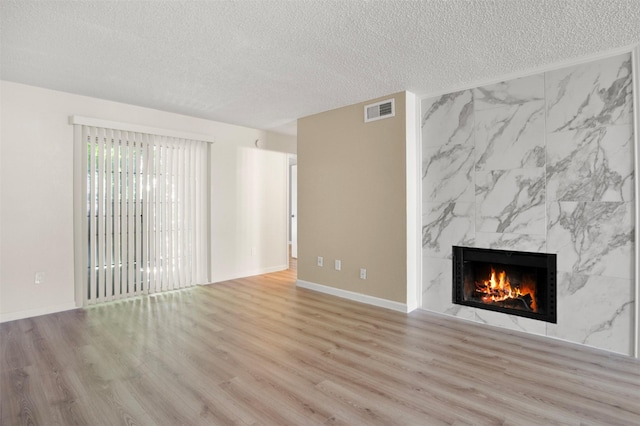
[73,121,209,305]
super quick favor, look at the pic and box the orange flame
[476,267,537,312]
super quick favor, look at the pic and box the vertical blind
[78,125,208,305]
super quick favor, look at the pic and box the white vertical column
[161,138,170,292]
[177,140,186,288]
[167,140,175,290]
[152,138,160,293]
[632,45,640,359]
[119,131,128,299]
[104,128,114,301]
[156,140,163,292]
[135,133,144,295]
[149,135,157,294]
[74,125,90,306]
[199,142,210,285]
[405,91,420,312]
[141,133,150,295]
[96,127,106,303]
[172,140,180,288]
[126,131,135,298]
[85,127,97,304]
[186,140,195,286]
[113,130,123,299]
[173,140,180,288]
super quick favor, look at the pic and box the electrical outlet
[335,259,341,271]
[317,256,323,267]
[35,272,45,285]
[360,268,367,280]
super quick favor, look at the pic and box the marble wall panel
[547,125,634,202]
[474,232,546,252]
[421,52,635,355]
[474,309,547,335]
[423,144,475,203]
[546,54,633,132]
[422,202,474,259]
[422,256,476,320]
[547,201,634,279]
[421,256,451,311]
[474,74,544,110]
[547,272,634,355]
[475,168,546,235]
[422,90,474,148]
[474,101,545,171]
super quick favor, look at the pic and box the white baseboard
[0,301,79,323]
[209,264,289,284]
[296,279,409,313]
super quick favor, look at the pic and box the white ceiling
[1,1,639,135]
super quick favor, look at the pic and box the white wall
[0,81,289,322]
[210,143,288,282]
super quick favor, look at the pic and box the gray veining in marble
[475,100,545,171]
[474,74,544,110]
[421,256,475,320]
[422,90,474,148]
[421,256,451,296]
[546,125,634,202]
[476,168,546,234]
[423,144,474,203]
[547,201,634,279]
[422,202,474,258]
[547,272,634,355]
[546,53,633,132]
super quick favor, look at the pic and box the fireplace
[452,246,557,323]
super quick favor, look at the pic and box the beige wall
[297,92,407,303]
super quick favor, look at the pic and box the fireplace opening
[452,246,556,323]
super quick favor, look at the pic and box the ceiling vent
[364,98,395,123]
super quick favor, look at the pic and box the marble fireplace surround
[421,50,638,356]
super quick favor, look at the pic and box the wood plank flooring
[2,259,639,425]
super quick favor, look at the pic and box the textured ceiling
[1,1,639,135]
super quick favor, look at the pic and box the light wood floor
[2,259,639,425]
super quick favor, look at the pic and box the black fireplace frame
[452,246,557,323]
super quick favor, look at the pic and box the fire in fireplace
[452,246,557,323]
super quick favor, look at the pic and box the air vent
[364,98,395,123]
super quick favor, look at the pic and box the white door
[291,164,298,258]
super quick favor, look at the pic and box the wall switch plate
[317,256,323,267]
[335,260,341,271]
[360,268,367,279]
[35,272,45,284]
